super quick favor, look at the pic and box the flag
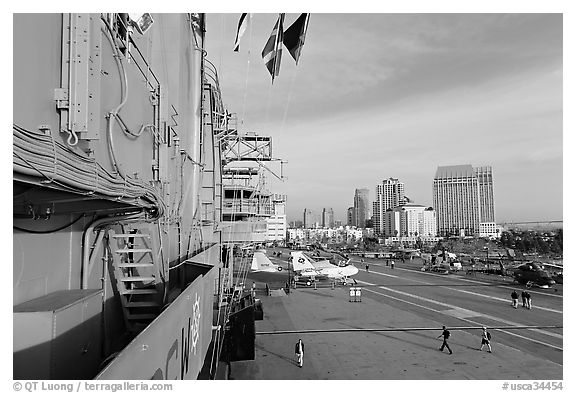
[261,14,285,83]
[233,13,250,52]
[283,13,310,65]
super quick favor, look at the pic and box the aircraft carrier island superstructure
[12,13,272,380]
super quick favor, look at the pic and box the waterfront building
[373,178,406,236]
[479,222,503,239]
[433,164,496,237]
[354,188,370,228]
[383,203,437,238]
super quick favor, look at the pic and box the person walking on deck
[437,326,453,354]
[479,327,492,353]
[295,339,305,368]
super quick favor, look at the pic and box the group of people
[361,259,394,272]
[437,325,492,355]
[293,326,492,369]
[510,290,532,309]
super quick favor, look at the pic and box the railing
[223,200,258,215]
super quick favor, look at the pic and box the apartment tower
[373,178,405,236]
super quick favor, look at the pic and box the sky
[204,12,563,224]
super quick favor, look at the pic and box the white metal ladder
[110,230,161,333]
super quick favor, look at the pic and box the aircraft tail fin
[252,251,280,272]
[290,251,316,271]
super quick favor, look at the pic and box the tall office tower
[322,207,335,228]
[347,207,355,226]
[433,164,495,237]
[373,178,405,235]
[303,208,315,229]
[354,188,370,228]
[475,166,495,223]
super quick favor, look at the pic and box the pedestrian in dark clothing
[391,260,395,269]
[437,326,453,354]
[521,290,527,308]
[365,264,369,272]
[511,290,519,308]
[525,291,532,309]
[479,326,492,353]
[295,339,304,367]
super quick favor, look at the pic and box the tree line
[499,229,562,255]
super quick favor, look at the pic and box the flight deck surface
[231,253,562,380]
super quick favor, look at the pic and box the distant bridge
[498,220,562,226]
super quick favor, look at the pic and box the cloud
[205,13,563,222]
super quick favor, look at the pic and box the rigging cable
[240,14,254,128]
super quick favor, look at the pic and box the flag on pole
[233,13,250,52]
[283,13,310,65]
[261,13,285,83]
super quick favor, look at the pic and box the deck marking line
[367,270,562,314]
[357,280,563,351]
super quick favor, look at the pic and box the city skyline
[205,12,563,223]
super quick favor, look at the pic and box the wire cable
[14,214,86,234]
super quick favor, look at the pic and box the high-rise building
[354,188,370,228]
[373,178,405,235]
[347,207,354,227]
[476,166,495,223]
[303,208,315,229]
[433,164,496,237]
[322,207,335,228]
